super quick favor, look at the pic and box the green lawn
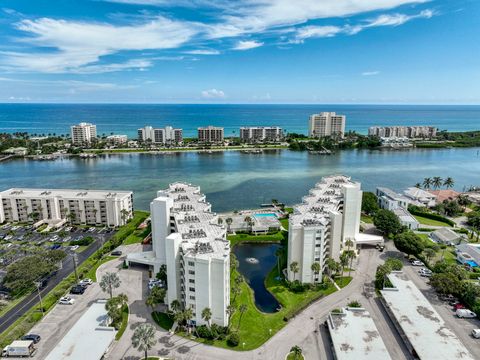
[286,353,305,360]
[85,256,116,281]
[335,276,353,288]
[124,224,151,245]
[360,215,373,224]
[115,305,129,340]
[413,215,452,227]
[280,218,289,230]
[152,311,174,330]
[227,231,285,247]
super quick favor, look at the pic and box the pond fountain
[233,243,281,313]
[245,257,259,264]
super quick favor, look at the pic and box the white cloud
[3,16,199,73]
[232,40,263,51]
[184,49,220,55]
[293,9,434,41]
[201,88,225,98]
[362,71,380,76]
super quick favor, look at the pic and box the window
[189,279,195,283]
[189,287,195,292]
[189,295,195,300]
[188,270,195,275]
[188,261,194,266]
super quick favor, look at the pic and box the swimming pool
[254,213,277,218]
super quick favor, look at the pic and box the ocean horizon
[1,103,480,138]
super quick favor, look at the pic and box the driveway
[107,244,411,360]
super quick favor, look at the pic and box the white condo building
[239,127,283,142]
[0,188,133,227]
[70,122,97,145]
[368,126,437,138]
[198,126,224,143]
[127,183,230,326]
[308,112,346,138]
[287,175,362,283]
[137,126,183,144]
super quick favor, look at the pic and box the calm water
[1,148,479,212]
[233,243,281,313]
[1,104,480,137]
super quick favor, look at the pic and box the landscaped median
[0,210,149,348]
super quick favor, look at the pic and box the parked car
[21,334,41,344]
[70,285,86,295]
[70,245,79,251]
[472,329,480,339]
[456,309,477,318]
[411,260,424,266]
[111,250,122,256]
[79,278,93,286]
[59,296,75,305]
[148,279,164,290]
[453,302,466,311]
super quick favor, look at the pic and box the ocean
[1,104,480,137]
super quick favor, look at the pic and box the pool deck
[219,207,283,233]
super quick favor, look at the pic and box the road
[107,245,412,360]
[0,236,106,334]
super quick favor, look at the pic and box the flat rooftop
[45,300,116,360]
[328,308,392,360]
[1,188,132,200]
[290,175,359,226]
[392,207,419,224]
[381,272,474,360]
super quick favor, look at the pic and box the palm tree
[311,262,321,283]
[244,216,253,232]
[325,257,336,278]
[415,183,422,188]
[424,248,436,264]
[226,304,236,330]
[217,217,223,226]
[170,299,181,314]
[226,217,233,233]
[120,209,130,224]
[432,176,443,190]
[289,261,299,281]
[183,307,194,331]
[131,323,157,360]
[344,250,356,277]
[423,177,432,189]
[232,285,241,304]
[201,307,212,329]
[290,345,303,360]
[99,272,121,299]
[339,252,349,275]
[275,247,284,276]
[444,177,454,189]
[237,304,248,331]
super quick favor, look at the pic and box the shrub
[385,257,404,271]
[347,300,362,308]
[227,332,240,347]
[196,325,214,340]
[69,236,94,246]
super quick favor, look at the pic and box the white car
[411,260,424,266]
[79,278,93,286]
[70,245,79,251]
[472,329,480,339]
[59,297,75,305]
[456,309,477,318]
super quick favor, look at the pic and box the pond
[233,242,281,313]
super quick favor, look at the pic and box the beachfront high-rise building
[308,112,346,138]
[70,122,97,145]
[127,183,230,327]
[137,126,183,144]
[0,188,133,227]
[198,126,224,143]
[287,175,362,284]
[240,127,283,142]
[368,126,437,138]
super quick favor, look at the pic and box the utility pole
[72,253,79,282]
[34,281,44,317]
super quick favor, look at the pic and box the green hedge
[408,207,455,227]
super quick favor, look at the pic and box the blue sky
[0,0,478,104]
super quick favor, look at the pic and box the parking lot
[402,260,480,358]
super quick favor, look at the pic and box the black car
[70,285,86,295]
[111,250,122,256]
[21,334,41,343]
